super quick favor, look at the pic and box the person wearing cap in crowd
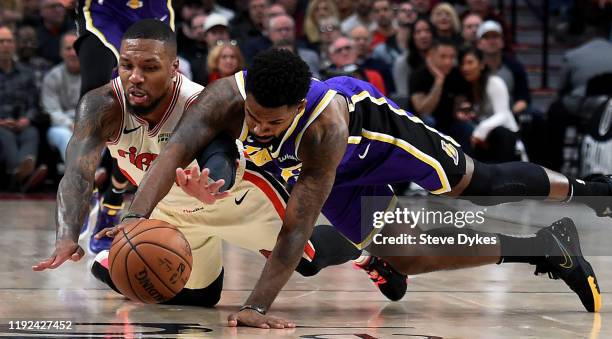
[477,20,531,116]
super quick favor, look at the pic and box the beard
[247,134,284,149]
[125,91,168,117]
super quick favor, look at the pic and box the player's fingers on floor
[48,255,69,269]
[71,247,85,261]
[32,256,55,271]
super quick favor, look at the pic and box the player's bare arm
[33,85,121,271]
[125,77,244,219]
[228,95,349,328]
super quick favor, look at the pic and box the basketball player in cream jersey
[33,20,409,305]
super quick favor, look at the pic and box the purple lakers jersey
[77,0,174,61]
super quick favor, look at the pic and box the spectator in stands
[393,18,435,98]
[341,0,375,34]
[180,14,211,85]
[397,2,419,29]
[317,16,343,69]
[371,0,395,49]
[36,0,74,64]
[461,12,482,47]
[176,0,205,56]
[268,14,321,77]
[242,3,288,64]
[323,36,387,95]
[372,1,413,70]
[0,25,46,191]
[41,31,80,163]
[0,0,22,30]
[410,37,467,130]
[204,14,232,48]
[464,0,512,51]
[453,46,523,162]
[336,0,356,30]
[276,0,308,38]
[350,25,395,94]
[431,2,463,47]
[21,0,41,26]
[206,42,244,84]
[304,0,339,46]
[201,0,235,20]
[411,0,432,16]
[15,25,52,90]
[230,0,268,48]
[477,21,531,115]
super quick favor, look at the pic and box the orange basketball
[108,219,192,303]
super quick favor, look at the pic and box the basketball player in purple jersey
[108,49,612,327]
[33,20,408,306]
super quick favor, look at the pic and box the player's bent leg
[196,133,239,192]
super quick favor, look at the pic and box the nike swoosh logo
[159,15,168,21]
[235,190,249,205]
[358,143,371,159]
[123,125,142,134]
[552,235,574,269]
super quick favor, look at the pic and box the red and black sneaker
[354,256,407,301]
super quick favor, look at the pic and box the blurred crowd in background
[0,0,611,192]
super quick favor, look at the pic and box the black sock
[497,234,542,264]
[103,185,126,206]
[567,178,610,201]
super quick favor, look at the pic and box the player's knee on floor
[196,134,239,192]
[460,160,549,205]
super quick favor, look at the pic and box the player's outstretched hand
[176,166,230,204]
[228,309,295,329]
[94,217,141,240]
[32,238,84,271]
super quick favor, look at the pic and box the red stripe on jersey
[185,91,200,111]
[149,75,182,136]
[242,170,285,220]
[107,79,125,145]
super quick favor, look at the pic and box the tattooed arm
[228,96,349,328]
[125,77,244,218]
[33,85,121,271]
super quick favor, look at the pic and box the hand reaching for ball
[176,166,230,204]
[94,217,142,240]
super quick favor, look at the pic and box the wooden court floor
[1,198,611,338]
